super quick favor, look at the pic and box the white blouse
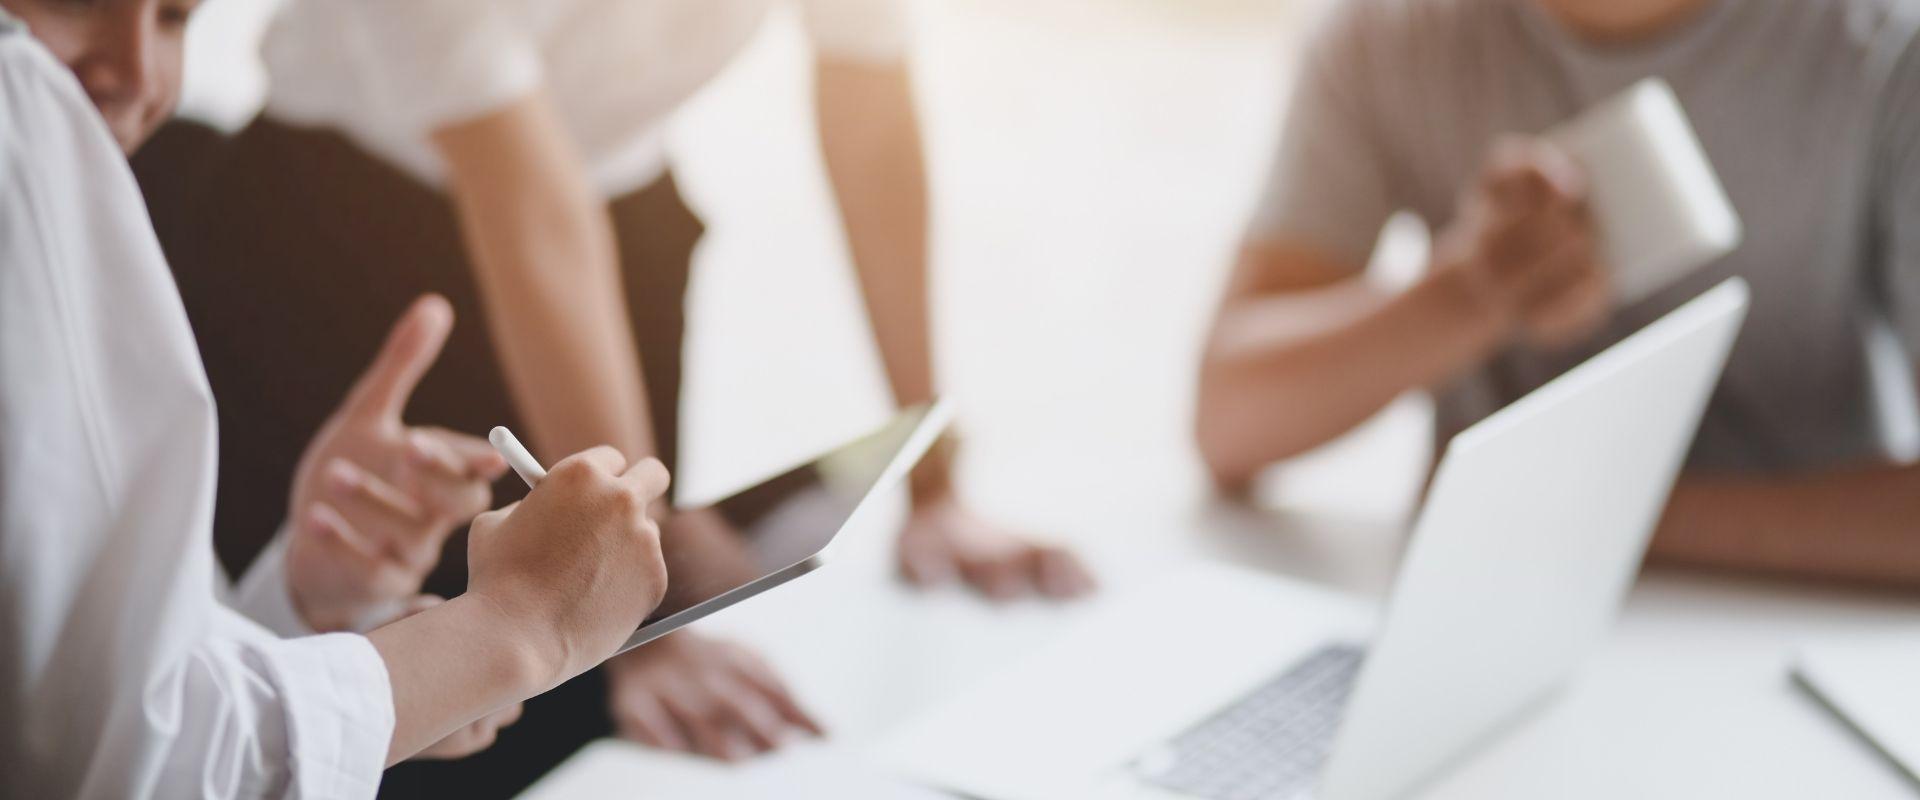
[261,0,910,197]
[0,16,393,799]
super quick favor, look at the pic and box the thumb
[343,294,453,421]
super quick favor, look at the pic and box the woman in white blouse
[0,0,676,796]
[132,0,1097,788]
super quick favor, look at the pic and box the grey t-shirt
[1250,0,1920,473]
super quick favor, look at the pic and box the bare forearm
[1197,260,1502,485]
[434,95,654,463]
[1652,467,1920,587]
[367,595,552,764]
[817,58,934,409]
[816,58,961,503]
[463,216,652,461]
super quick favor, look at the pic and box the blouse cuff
[266,633,395,799]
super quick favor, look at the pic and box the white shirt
[261,0,909,197]
[0,16,395,799]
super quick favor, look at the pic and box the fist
[466,447,672,690]
[1436,136,1611,350]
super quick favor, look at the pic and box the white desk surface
[520,436,1920,799]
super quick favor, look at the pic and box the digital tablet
[615,400,953,654]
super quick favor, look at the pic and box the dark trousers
[132,117,705,799]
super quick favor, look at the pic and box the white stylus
[489,426,547,487]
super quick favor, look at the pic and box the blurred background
[175,0,1432,525]
[147,1,1920,797]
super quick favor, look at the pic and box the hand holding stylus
[465,431,673,690]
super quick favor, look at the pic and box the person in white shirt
[131,0,1097,785]
[0,0,679,795]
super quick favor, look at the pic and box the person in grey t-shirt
[1196,0,1920,586]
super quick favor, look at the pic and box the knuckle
[637,517,664,546]
[550,457,596,482]
[609,484,646,515]
[630,458,672,499]
[550,459,610,493]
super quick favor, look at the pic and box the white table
[520,425,1920,799]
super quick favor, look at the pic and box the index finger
[342,294,453,421]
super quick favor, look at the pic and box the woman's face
[1,0,200,153]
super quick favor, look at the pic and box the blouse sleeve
[267,0,545,137]
[797,0,912,63]
[0,28,394,799]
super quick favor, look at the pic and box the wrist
[907,431,961,507]
[1411,265,1512,362]
[366,591,560,763]
[453,591,568,695]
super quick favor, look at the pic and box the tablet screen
[642,403,944,625]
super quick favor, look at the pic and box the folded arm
[1196,241,1504,488]
[1199,141,1606,489]
[1652,466,1920,588]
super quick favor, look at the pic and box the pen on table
[489,426,546,488]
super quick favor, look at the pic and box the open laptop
[882,280,1748,800]
[617,400,952,654]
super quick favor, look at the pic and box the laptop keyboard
[1130,643,1365,800]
